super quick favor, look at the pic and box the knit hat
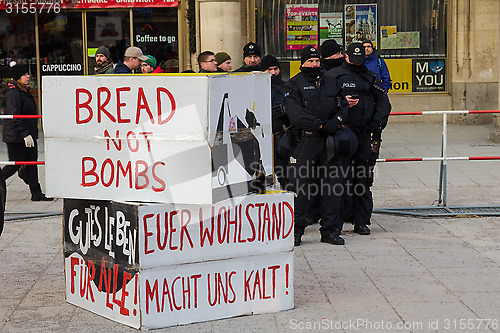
[215,52,231,66]
[300,45,320,64]
[11,64,29,81]
[321,40,342,59]
[243,42,261,58]
[95,46,110,59]
[144,55,157,68]
[346,42,365,64]
[259,55,280,71]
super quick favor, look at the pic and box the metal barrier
[374,110,500,217]
[1,112,499,217]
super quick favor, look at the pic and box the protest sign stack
[42,73,294,329]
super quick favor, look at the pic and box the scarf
[95,60,114,74]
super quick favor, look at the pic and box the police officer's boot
[320,232,345,245]
[354,224,370,235]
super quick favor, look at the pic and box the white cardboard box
[43,73,272,205]
[63,192,294,329]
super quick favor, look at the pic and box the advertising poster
[286,4,319,51]
[95,17,123,41]
[319,12,343,46]
[344,4,377,47]
[385,59,412,93]
[412,58,446,92]
[380,26,420,49]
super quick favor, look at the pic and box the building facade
[1,0,498,120]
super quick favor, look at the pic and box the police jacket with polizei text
[283,71,340,132]
[324,61,391,131]
[2,81,39,144]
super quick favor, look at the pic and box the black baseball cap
[346,42,365,65]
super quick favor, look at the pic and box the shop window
[133,8,178,72]
[256,0,446,59]
[86,11,131,74]
[256,0,447,92]
[0,13,36,88]
[38,12,84,76]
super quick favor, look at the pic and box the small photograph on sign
[228,115,237,133]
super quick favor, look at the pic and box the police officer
[284,45,348,246]
[324,42,391,235]
[320,39,344,71]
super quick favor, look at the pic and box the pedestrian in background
[114,47,148,74]
[141,55,157,74]
[234,42,261,72]
[1,65,52,201]
[94,46,114,74]
[161,59,179,73]
[215,52,232,72]
[363,39,392,92]
[198,51,218,73]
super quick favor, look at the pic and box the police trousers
[290,136,348,236]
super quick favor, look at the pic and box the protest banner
[63,193,294,329]
[42,74,272,205]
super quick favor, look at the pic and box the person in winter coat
[233,42,262,72]
[93,46,114,74]
[362,39,392,92]
[114,47,148,74]
[2,65,52,201]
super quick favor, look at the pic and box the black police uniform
[284,68,348,245]
[324,61,391,230]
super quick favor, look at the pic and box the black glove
[366,120,382,134]
[322,117,341,135]
[367,139,381,166]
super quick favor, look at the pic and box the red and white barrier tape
[0,115,42,119]
[377,156,500,163]
[0,161,45,166]
[391,110,500,116]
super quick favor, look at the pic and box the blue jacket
[114,61,133,74]
[365,53,391,92]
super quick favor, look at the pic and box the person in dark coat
[259,55,288,187]
[324,43,392,235]
[284,46,349,246]
[94,46,114,75]
[215,52,232,72]
[198,51,218,73]
[320,39,344,71]
[114,47,148,74]
[2,65,52,201]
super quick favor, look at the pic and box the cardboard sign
[140,251,293,329]
[64,199,141,328]
[139,192,294,269]
[42,74,272,204]
[63,192,294,329]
